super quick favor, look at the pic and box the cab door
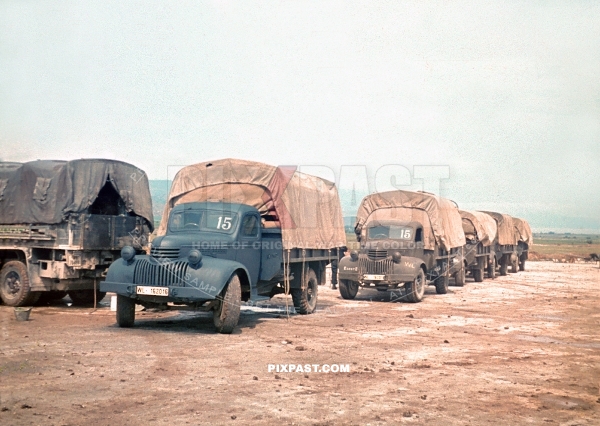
[236,213,261,286]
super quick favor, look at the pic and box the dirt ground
[1,261,599,425]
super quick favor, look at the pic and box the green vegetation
[345,232,359,249]
[531,233,600,258]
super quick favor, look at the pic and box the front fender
[338,255,359,281]
[104,256,136,285]
[184,257,250,299]
[392,256,424,281]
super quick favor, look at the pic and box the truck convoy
[337,190,466,302]
[0,160,154,307]
[101,159,346,333]
[480,211,519,276]
[459,210,498,282]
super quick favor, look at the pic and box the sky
[1,1,599,232]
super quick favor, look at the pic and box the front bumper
[358,273,416,285]
[100,281,217,303]
[338,254,423,284]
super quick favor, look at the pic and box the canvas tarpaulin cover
[459,210,497,247]
[0,159,154,229]
[354,190,466,251]
[512,217,533,245]
[480,211,518,245]
[157,158,346,250]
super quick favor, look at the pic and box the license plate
[136,286,169,296]
[363,274,385,281]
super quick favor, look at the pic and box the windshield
[367,225,413,240]
[169,210,238,234]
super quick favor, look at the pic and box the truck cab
[150,202,263,297]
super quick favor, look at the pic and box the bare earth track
[1,261,599,425]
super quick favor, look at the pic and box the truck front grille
[359,255,394,275]
[150,247,180,260]
[134,258,189,287]
[367,250,387,260]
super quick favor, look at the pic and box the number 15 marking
[217,216,232,230]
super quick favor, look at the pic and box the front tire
[291,267,318,314]
[116,295,136,327]
[453,265,466,287]
[339,279,359,300]
[435,274,449,294]
[0,261,40,307]
[404,269,425,303]
[213,273,242,334]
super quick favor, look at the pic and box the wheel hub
[306,280,316,302]
[5,272,21,295]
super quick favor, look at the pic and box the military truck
[512,217,532,271]
[459,210,497,282]
[101,159,346,334]
[480,211,519,276]
[337,190,466,302]
[0,160,153,307]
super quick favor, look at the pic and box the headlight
[188,249,203,267]
[121,245,136,262]
[392,251,401,264]
[350,250,359,261]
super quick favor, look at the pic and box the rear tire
[68,289,106,306]
[291,267,318,314]
[0,261,40,307]
[405,269,425,303]
[116,295,136,327]
[435,274,449,294]
[338,279,359,300]
[499,257,508,276]
[488,257,496,279]
[519,258,526,272]
[453,265,466,287]
[213,273,242,334]
[510,256,519,273]
[473,267,484,282]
